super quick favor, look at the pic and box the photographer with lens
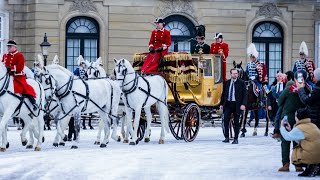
[277,70,308,172]
[296,68,320,129]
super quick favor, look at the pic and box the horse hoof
[129,142,136,145]
[34,147,41,151]
[6,142,9,149]
[71,145,78,149]
[240,133,245,138]
[0,148,6,152]
[63,135,68,142]
[253,132,257,136]
[22,140,28,146]
[26,145,33,149]
[123,139,129,143]
[117,136,121,142]
[158,139,165,144]
[100,144,107,148]
[144,138,150,143]
[264,132,268,136]
[59,142,65,146]
[94,141,100,145]
[42,137,45,143]
[53,143,59,147]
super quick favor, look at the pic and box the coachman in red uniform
[141,17,171,73]
[2,40,38,110]
[210,33,229,81]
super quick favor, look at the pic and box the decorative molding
[256,3,283,18]
[69,0,97,13]
[157,0,196,19]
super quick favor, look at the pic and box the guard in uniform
[2,40,38,110]
[293,41,315,87]
[210,33,229,81]
[191,25,210,54]
[141,17,171,73]
[245,43,268,90]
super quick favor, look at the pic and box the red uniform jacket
[141,28,171,73]
[210,42,229,81]
[2,51,36,97]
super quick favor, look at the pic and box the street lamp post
[40,33,51,66]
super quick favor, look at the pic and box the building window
[65,16,99,72]
[316,21,320,68]
[253,21,283,83]
[164,15,195,52]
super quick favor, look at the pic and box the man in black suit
[220,68,247,144]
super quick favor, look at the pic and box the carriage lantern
[40,33,51,66]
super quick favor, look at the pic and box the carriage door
[252,22,283,82]
[66,16,99,72]
[164,15,195,52]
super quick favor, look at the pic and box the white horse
[35,57,119,148]
[86,57,129,144]
[0,62,45,151]
[113,58,170,145]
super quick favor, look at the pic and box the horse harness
[115,62,167,112]
[0,72,43,117]
[39,71,118,121]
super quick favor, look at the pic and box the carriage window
[66,16,99,72]
[203,58,213,77]
[214,55,222,83]
[164,15,195,52]
[253,21,283,82]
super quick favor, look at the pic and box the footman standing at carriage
[220,68,247,144]
[141,17,171,73]
[2,40,38,111]
[191,25,210,54]
[210,33,229,81]
[293,41,316,88]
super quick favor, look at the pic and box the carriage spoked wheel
[137,118,147,142]
[169,114,183,140]
[130,118,147,143]
[181,103,200,142]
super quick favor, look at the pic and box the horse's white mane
[46,64,72,76]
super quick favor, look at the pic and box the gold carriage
[132,50,223,142]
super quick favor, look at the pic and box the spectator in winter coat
[280,108,320,177]
[277,70,309,172]
[297,68,320,129]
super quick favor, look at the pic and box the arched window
[252,21,283,82]
[164,15,195,52]
[66,16,99,72]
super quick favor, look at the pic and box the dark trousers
[280,136,297,165]
[68,117,76,139]
[223,101,241,139]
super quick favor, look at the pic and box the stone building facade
[0,0,319,80]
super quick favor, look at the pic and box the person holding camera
[296,68,320,129]
[280,108,320,177]
[141,17,171,73]
[277,70,308,172]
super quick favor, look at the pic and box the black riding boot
[25,94,38,111]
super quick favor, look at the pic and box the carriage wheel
[182,103,200,142]
[137,119,147,142]
[169,114,183,140]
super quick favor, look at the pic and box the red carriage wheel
[182,103,200,142]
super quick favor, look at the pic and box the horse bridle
[87,63,100,78]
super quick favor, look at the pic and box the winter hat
[296,108,309,120]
